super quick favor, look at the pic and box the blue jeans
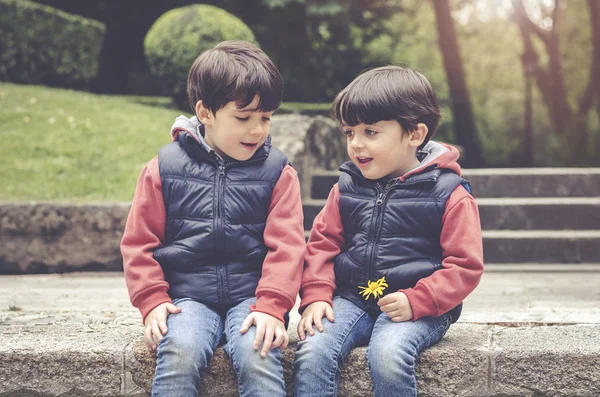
[294,296,452,397]
[152,297,285,397]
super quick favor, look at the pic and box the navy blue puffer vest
[153,132,289,307]
[334,161,468,321]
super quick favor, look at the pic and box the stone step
[1,272,599,396]
[303,225,600,263]
[481,230,600,263]
[310,168,600,199]
[479,263,600,272]
[2,198,597,274]
[303,198,600,231]
[476,197,600,230]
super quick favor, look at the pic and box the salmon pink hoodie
[300,142,484,320]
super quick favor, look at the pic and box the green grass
[0,83,189,201]
[0,83,332,201]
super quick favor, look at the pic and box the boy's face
[197,96,274,161]
[343,120,425,180]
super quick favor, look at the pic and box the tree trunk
[585,0,600,157]
[512,0,573,132]
[579,0,600,125]
[511,0,598,163]
[431,0,485,167]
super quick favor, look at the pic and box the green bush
[278,102,332,117]
[0,0,105,89]
[144,5,256,109]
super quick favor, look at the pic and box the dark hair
[187,40,283,115]
[332,66,441,146]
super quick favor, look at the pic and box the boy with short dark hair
[294,65,484,397]
[121,40,305,397]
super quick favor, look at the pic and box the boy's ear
[195,100,213,126]
[408,123,428,147]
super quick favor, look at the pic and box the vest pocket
[379,258,439,290]
[334,252,367,292]
[154,246,214,272]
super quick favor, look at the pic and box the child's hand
[143,302,182,351]
[240,312,289,358]
[297,301,335,340]
[377,292,413,322]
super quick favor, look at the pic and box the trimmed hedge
[0,0,105,89]
[144,5,256,108]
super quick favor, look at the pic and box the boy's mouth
[356,156,373,167]
[241,142,258,150]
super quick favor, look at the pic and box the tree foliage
[144,4,255,108]
[0,0,104,89]
[25,0,600,166]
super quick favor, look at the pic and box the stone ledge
[0,202,129,273]
[2,323,599,396]
[2,273,599,396]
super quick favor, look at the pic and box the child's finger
[240,313,254,334]
[253,323,265,351]
[384,309,402,319]
[144,325,156,350]
[166,303,182,314]
[305,314,316,336]
[271,328,285,349]
[377,295,393,306]
[297,319,306,340]
[325,306,335,322]
[151,318,163,342]
[314,313,325,332]
[158,319,168,335]
[379,302,396,313]
[261,327,274,357]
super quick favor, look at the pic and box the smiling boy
[121,40,305,397]
[293,66,484,397]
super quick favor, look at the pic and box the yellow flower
[358,277,388,300]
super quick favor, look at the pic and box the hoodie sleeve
[400,184,484,320]
[251,164,306,323]
[298,184,345,312]
[121,157,171,323]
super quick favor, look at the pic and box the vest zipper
[215,164,226,303]
[364,189,383,282]
[217,164,226,253]
[214,158,270,304]
[365,177,437,281]
[366,181,400,283]
[182,133,271,305]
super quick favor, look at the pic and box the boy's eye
[343,130,354,137]
[365,129,377,136]
[235,116,249,121]
[262,117,271,122]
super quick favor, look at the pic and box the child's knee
[158,332,213,370]
[367,338,417,370]
[295,331,339,368]
[228,337,282,379]
[230,326,259,353]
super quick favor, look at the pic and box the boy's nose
[350,137,364,149]
[249,124,265,136]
